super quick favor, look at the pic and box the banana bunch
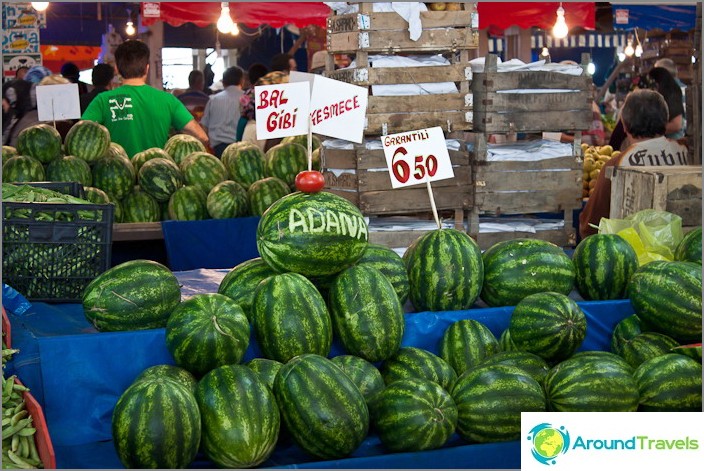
[426,3,463,11]
[581,144,621,199]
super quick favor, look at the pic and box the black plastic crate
[2,201,113,302]
[22,181,86,199]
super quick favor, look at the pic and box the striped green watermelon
[247,176,290,216]
[509,292,587,364]
[221,142,266,190]
[83,186,111,204]
[65,120,111,163]
[121,186,160,223]
[615,332,680,368]
[405,229,483,312]
[381,347,457,392]
[217,257,277,321]
[104,142,129,160]
[675,228,702,264]
[451,364,546,443]
[257,191,368,277]
[112,376,201,469]
[166,293,250,376]
[328,265,404,362]
[273,354,369,459]
[132,147,174,172]
[355,243,410,305]
[281,134,322,153]
[168,185,208,221]
[196,365,280,468]
[82,259,182,332]
[244,358,283,390]
[180,151,228,195]
[499,328,517,352]
[610,314,653,354]
[481,239,575,307]
[2,145,18,164]
[369,378,457,452]
[330,355,385,402]
[572,234,638,300]
[163,134,207,165]
[113,198,123,223]
[264,142,307,189]
[138,157,184,203]
[251,273,332,362]
[134,364,198,394]
[92,154,136,201]
[16,123,62,163]
[46,155,93,186]
[671,343,702,363]
[478,350,551,386]
[544,353,640,412]
[627,260,702,343]
[2,155,45,182]
[440,319,500,375]
[633,353,702,411]
[207,180,249,219]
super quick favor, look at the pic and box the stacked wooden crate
[469,54,592,249]
[321,2,478,246]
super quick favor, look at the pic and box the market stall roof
[140,2,331,29]
[478,2,596,32]
[610,3,697,31]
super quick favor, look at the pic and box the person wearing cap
[61,62,91,95]
[80,63,116,114]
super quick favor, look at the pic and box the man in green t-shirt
[82,40,209,158]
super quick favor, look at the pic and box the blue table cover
[5,269,636,469]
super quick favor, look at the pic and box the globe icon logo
[527,423,570,465]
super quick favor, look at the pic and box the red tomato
[295,171,326,193]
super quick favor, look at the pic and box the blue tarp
[611,4,697,31]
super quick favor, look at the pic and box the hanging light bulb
[541,46,550,58]
[618,52,626,62]
[125,21,135,36]
[31,2,49,11]
[552,3,568,39]
[217,2,235,34]
[230,23,239,36]
[634,44,643,57]
[587,62,596,75]
[624,39,635,57]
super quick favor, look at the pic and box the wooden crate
[607,165,702,229]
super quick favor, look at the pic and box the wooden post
[145,21,164,90]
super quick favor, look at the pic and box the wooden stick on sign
[307,115,313,171]
[426,179,441,230]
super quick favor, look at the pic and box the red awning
[478,2,596,32]
[141,2,331,29]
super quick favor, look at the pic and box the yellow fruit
[599,145,613,156]
[589,169,600,180]
[428,2,447,11]
[583,158,595,172]
[583,180,590,190]
[583,171,590,181]
[611,151,621,159]
[581,143,589,151]
[445,2,463,10]
[598,155,611,164]
[594,160,605,169]
[589,179,597,190]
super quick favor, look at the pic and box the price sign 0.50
[381,127,455,189]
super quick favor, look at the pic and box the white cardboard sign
[381,126,455,189]
[36,83,80,121]
[255,81,310,140]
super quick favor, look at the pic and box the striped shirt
[200,86,243,147]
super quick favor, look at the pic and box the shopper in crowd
[178,70,210,122]
[236,63,269,142]
[15,66,29,80]
[80,63,116,114]
[200,66,245,158]
[655,57,687,123]
[60,62,91,95]
[580,89,689,239]
[82,40,208,158]
[309,50,327,75]
[3,66,50,145]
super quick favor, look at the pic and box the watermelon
[168,185,209,221]
[273,354,369,459]
[112,376,200,469]
[251,273,332,363]
[133,364,198,394]
[610,313,652,354]
[138,157,184,203]
[247,176,290,216]
[180,151,228,195]
[2,155,45,182]
[104,141,129,160]
[508,292,587,364]
[481,239,575,307]
[132,147,174,172]
[16,123,62,163]
[163,134,207,165]
[121,186,161,223]
[615,332,680,368]
[381,347,457,391]
[478,350,551,386]
[217,257,277,321]
[572,234,638,300]
[264,142,308,189]
[355,243,410,305]
[207,180,249,219]
[196,365,280,468]
[328,265,404,362]
[92,154,136,201]
[84,186,111,204]
[65,120,111,163]
[281,134,322,153]
[543,353,640,412]
[166,293,250,376]
[244,358,283,390]
[2,145,18,164]
[330,355,385,402]
[405,228,483,312]
[113,198,123,223]
[675,227,702,264]
[440,319,500,375]
[451,364,546,443]
[257,191,368,277]
[221,142,266,190]
[369,378,457,452]
[46,155,93,187]
[627,260,702,344]
[498,328,517,352]
[82,259,182,332]
[633,353,702,411]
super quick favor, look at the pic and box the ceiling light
[587,62,596,75]
[217,2,235,35]
[624,39,635,57]
[552,3,568,39]
[125,21,135,36]
[634,44,643,58]
[541,46,550,58]
[31,2,49,12]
